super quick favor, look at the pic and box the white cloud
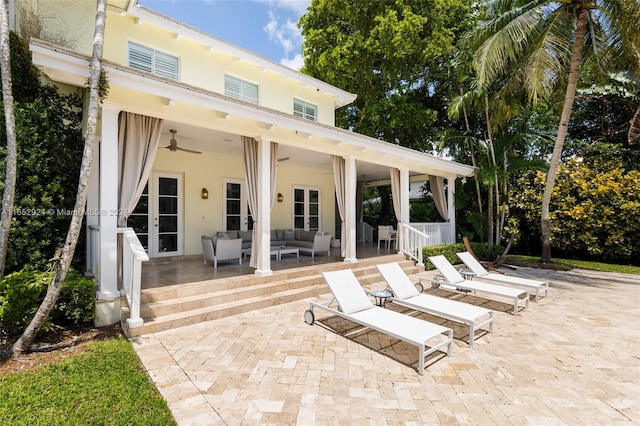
[281,53,304,70]
[263,9,304,69]
[258,0,311,16]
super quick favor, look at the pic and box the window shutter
[242,81,259,104]
[225,75,241,99]
[128,42,153,73]
[304,104,317,121]
[293,99,304,117]
[294,99,317,121]
[154,51,178,80]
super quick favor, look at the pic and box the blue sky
[137,0,310,69]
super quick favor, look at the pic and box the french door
[293,186,320,231]
[223,178,253,231]
[129,171,184,257]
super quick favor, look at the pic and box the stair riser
[129,257,422,336]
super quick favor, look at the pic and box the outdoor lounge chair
[375,262,494,346]
[457,251,549,302]
[426,255,530,315]
[303,269,453,375]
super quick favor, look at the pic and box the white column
[447,175,456,244]
[254,136,272,276]
[85,136,100,274]
[343,156,358,263]
[399,168,410,253]
[97,104,121,299]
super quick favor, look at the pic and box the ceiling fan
[165,129,202,154]
[277,157,290,162]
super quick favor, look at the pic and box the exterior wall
[103,13,336,125]
[16,0,95,54]
[151,150,336,257]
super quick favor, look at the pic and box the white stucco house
[9,0,475,330]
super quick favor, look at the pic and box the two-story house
[11,0,475,332]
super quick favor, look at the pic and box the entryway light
[202,188,209,199]
[277,192,284,202]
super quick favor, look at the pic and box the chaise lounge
[426,255,530,315]
[376,262,494,346]
[456,251,549,302]
[304,269,453,375]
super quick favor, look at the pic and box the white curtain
[356,181,364,241]
[332,155,346,257]
[243,136,278,268]
[390,168,401,223]
[429,175,448,220]
[117,112,163,227]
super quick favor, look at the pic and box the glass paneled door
[293,186,320,231]
[224,178,253,231]
[130,172,184,257]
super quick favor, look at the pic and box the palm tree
[470,0,640,262]
[13,0,107,354]
[0,0,18,279]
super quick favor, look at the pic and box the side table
[369,290,392,307]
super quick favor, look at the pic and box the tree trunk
[0,0,17,280]
[540,9,587,262]
[460,87,484,217]
[13,0,107,355]
[484,93,496,248]
[630,103,640,145]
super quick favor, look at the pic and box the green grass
[0,338,176,425]
[507,255,640,275]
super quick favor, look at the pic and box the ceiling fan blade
[176,146,202,154]
[277,157,290,162]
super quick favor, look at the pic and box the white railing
[118,227,148,329]
[358,221,375,243]
[409,222,453,246]
[86,225,100,276]
[397,223,429,266]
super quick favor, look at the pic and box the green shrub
[52,269,95,326]
[0,267,95,341]
[0,268,54,340]
[422,242,504,270]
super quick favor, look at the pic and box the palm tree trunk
[540,8,588,262]
[461,87,484,217]
[0,0,17,280]
[13,0,107,354]
[484,93,496,248]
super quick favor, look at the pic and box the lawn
[506,255,640,274]
[0,337,176,425]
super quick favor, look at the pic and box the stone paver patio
[131,267,640,425]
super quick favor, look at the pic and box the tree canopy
[300,0,472,150]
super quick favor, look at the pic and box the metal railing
[118,227,148,329]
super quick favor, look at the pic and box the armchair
[201,236,243,268]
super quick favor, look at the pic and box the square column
[254,136,272,276]
[343,156,358,263]
[399,168,410,253]
[97,104,121,299]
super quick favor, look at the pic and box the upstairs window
[294,98,318,121]
[224,75,259,104]
[128,42,179,80]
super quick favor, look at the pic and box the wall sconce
[277,192,284,203]
[201,188,209,199]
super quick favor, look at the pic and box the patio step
[124,254,421,336]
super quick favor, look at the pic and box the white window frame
[293,98,318,121]
[224,74,259,104]
[128,41,179,80]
